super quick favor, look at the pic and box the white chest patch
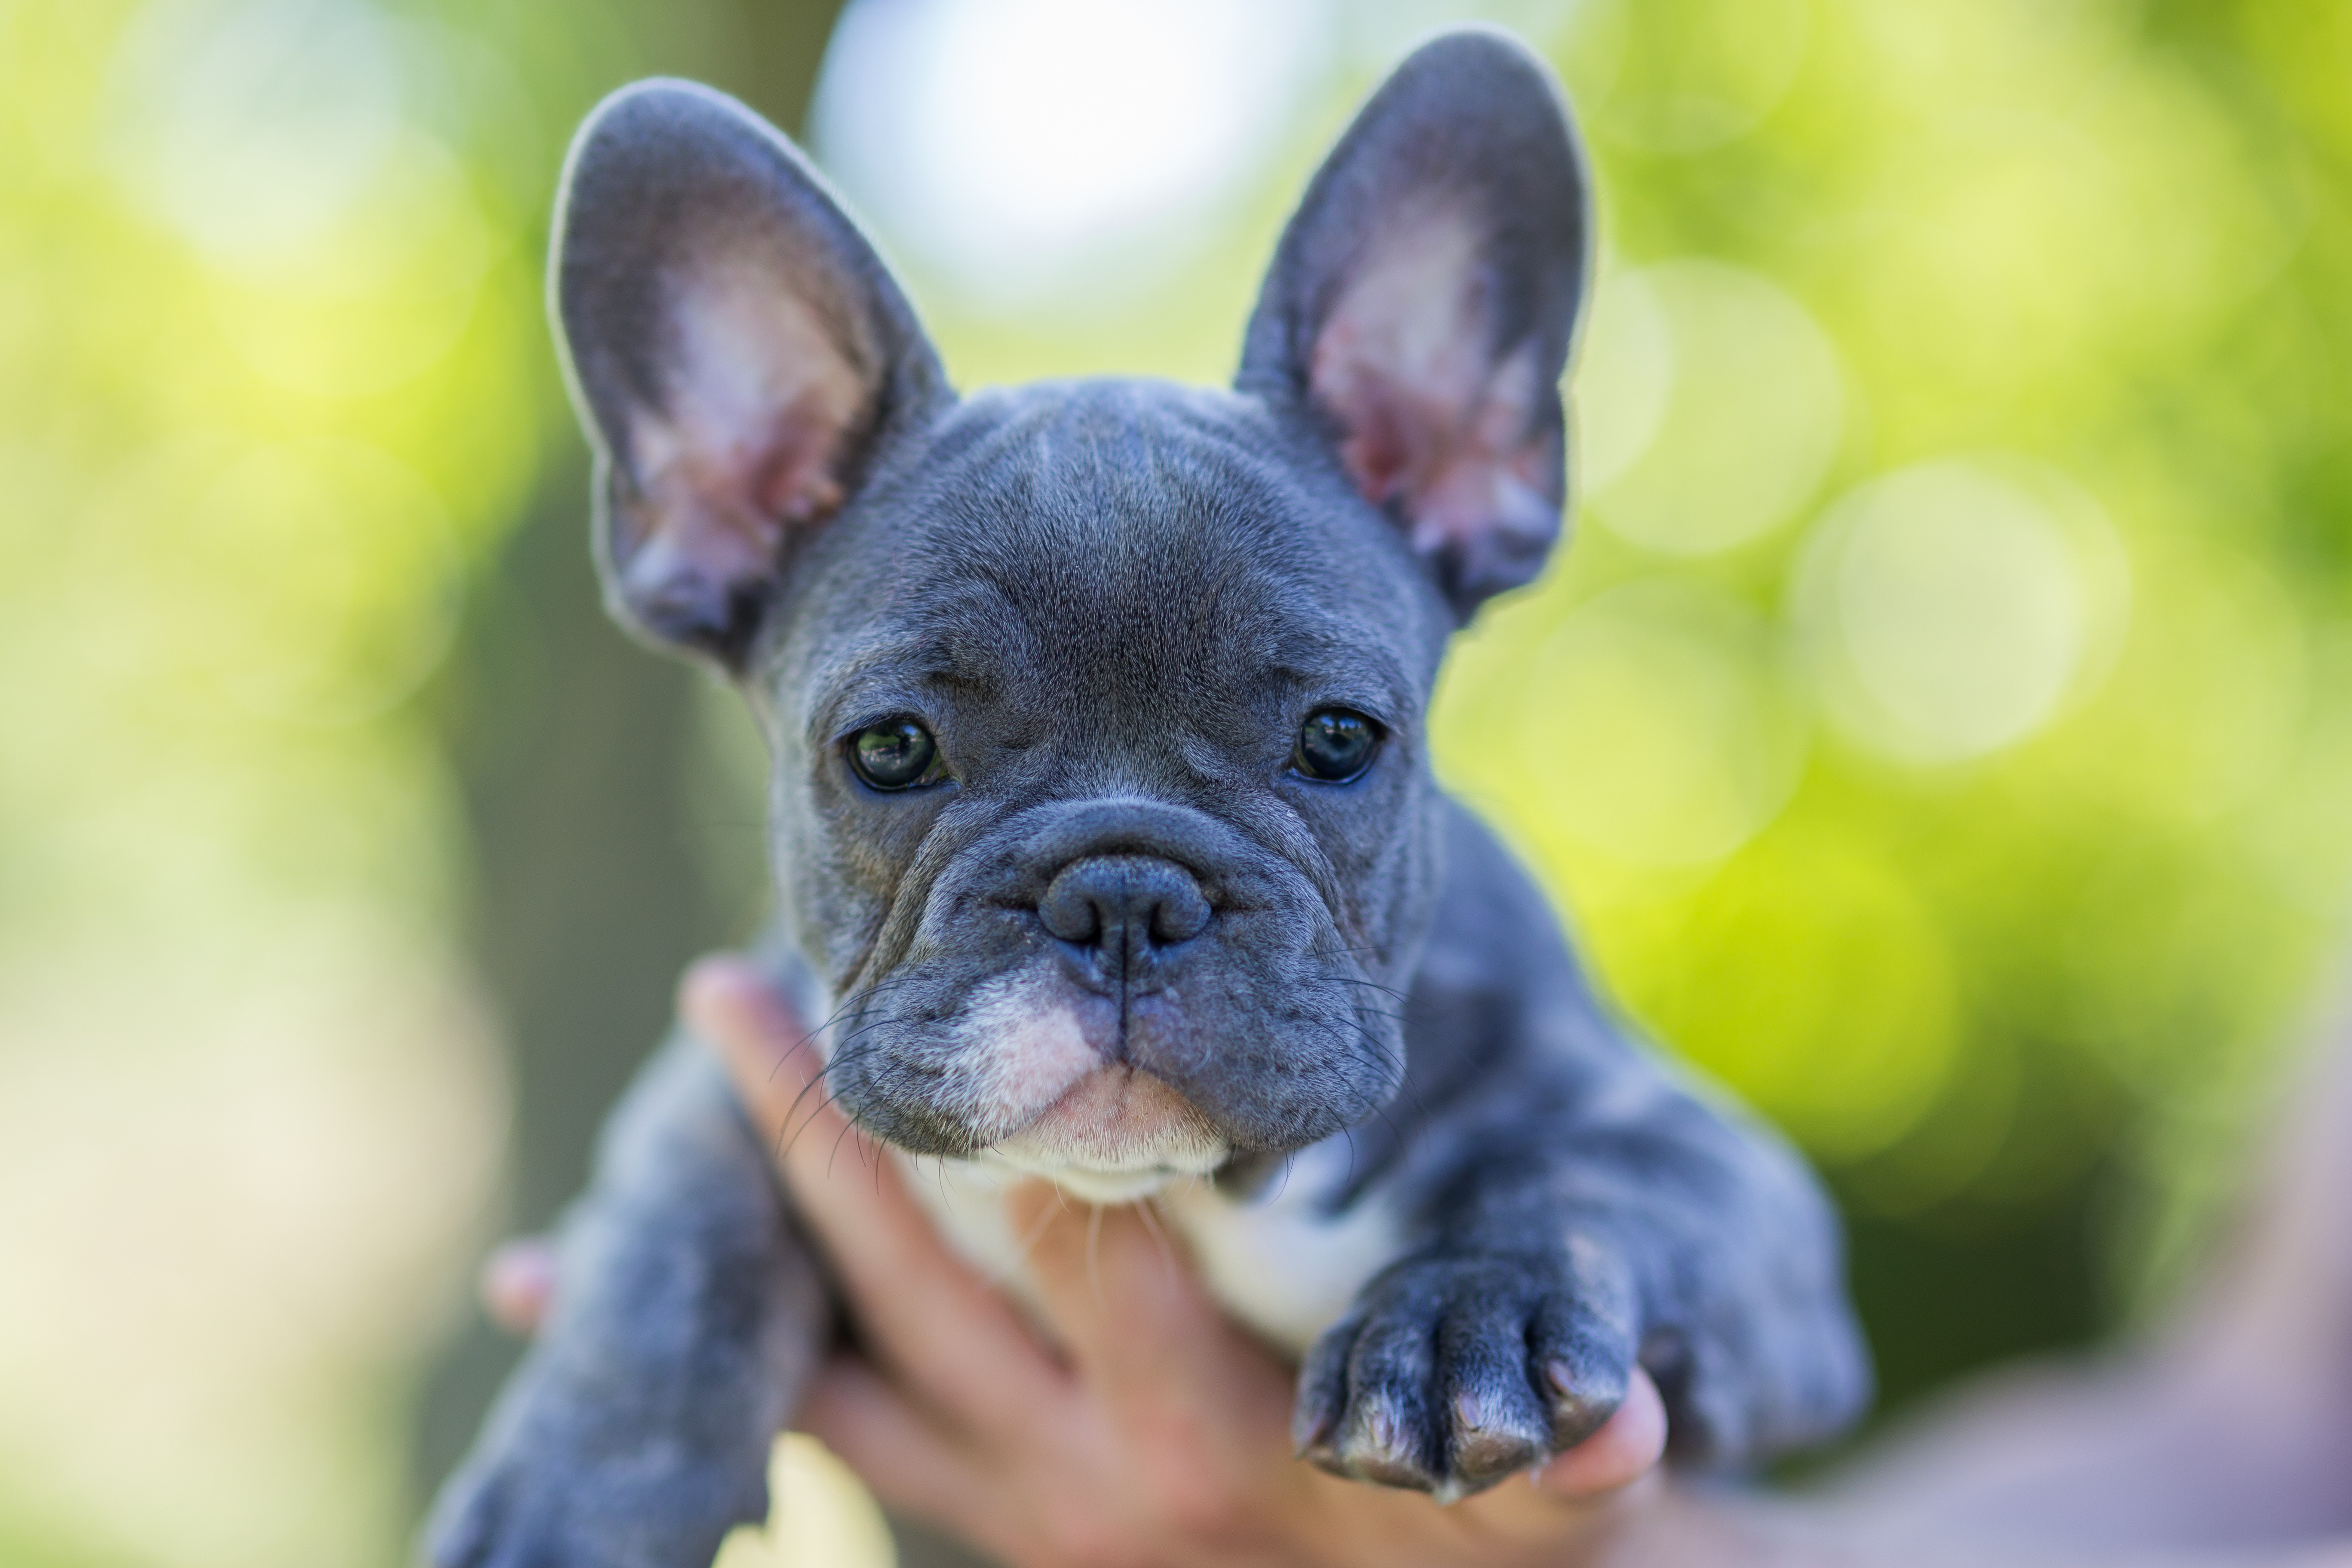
[896,1134,1402,1357]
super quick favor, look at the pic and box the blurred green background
[6,0,2351,1563]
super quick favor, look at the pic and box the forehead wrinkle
[799,576,1036,738]
[1260,631,1418,710]
[808,378,1441,748]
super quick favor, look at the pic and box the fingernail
[481,1239,557,1334]
[677,955,741,1023]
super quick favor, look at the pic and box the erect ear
[552,81,949,668]
[1237,30,1591,620]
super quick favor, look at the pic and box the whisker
[780,1082,848,1161]
[991,1184,1068,1287]
[1308,941,1397,962]
[1085,1202,1106,1311]
[763,1030,819,1084]
[765,976,922,1075]
[825,1114,860,1181]
[1306,1014,1426,1164]
[1135,1193,1176,1287]
[1308,972,1410,1003]
[777,1058,841,1140]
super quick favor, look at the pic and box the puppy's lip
[1020,1064,1199,1140]
[993,1064,1225,1173]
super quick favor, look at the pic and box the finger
[684,955,1067,1433]
[796,1353,1017,1549]
[680,954,842,1138]
[1531,1369,1667,1498]
[1008,1184,1292,1433]
[479,1237,556,1336]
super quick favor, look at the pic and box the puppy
[429,29,1868,1568]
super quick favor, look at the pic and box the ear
[552,80,949,667]
[1237,30,1591,619]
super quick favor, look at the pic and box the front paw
[426,1423,768,1568]
[1293,1240,1638,1501]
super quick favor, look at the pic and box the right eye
[848,719,945,791]
[1292,707,1382,783]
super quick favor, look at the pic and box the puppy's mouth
[989,1064,1227,1187]
[937,974,1228,1189]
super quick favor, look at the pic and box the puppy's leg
[1297,807,1869,1498]
[1297,1079,1867,1499]
[427,1034,828,1568]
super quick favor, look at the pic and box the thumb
[1531,1370,1668,1498]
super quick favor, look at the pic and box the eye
[1292,708,1381,782]
[848,718,945,791]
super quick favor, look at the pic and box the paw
[425,1427,767,1568]
[1293,1240,1638,1501]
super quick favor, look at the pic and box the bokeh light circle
[1570,261,1674,495]
[1582,260,1844,557]
[174,440,464,726]
[1638,833,1960,1164]
[812,0,1330,306]
[104,0,407,269]
[1511,578,1807,869]
[1591,0,1811,154]
[1794,458,2128,765]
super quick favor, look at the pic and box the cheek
[1309,775,1423,937]
[948,972,1101,1127]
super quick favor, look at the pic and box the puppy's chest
[896,1141,1403,1355]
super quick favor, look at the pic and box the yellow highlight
[713,1435,898,1568]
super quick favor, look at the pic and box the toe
[1295,1315,1360,1469]
[1332,1308,1446,1490]
[1434,1306,1551,1492]
[1526,1253,1636,1452]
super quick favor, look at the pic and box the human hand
[487,952,1669,1568]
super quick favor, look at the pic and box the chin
[982,1064,1231,1201]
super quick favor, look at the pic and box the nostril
[1038,855,1211,955]
[1038,872,1104,945]
[1151,877,1210,944]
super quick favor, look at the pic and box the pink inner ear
[1308,211,1558,567]
[615,261,872,615]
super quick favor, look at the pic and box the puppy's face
[551,37,1590,1183]
[763,382,1445,1182]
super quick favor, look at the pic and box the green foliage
[6,0,2351,1559]
[1436,0,2352,1396]
[1496,0,2352,1272]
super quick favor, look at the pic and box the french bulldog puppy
[429,29,1868,1568]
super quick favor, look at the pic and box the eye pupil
[851,720,940,790]
[1295,709,1379,782]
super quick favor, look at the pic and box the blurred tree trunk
[409,0,852,1519]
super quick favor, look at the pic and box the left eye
[849,718,946,790]
[1293,708,1381,782]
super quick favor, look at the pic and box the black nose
[1039,855,1213,970]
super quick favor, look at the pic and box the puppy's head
[552,31,1591,1191]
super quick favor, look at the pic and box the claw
[1333,1398,1442,1492]
[1541,1356,1626,1451]
[1449,1389,1547,1489]
[1295,1247,1646,1502]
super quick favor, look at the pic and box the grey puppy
[429,29,1868,1568]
